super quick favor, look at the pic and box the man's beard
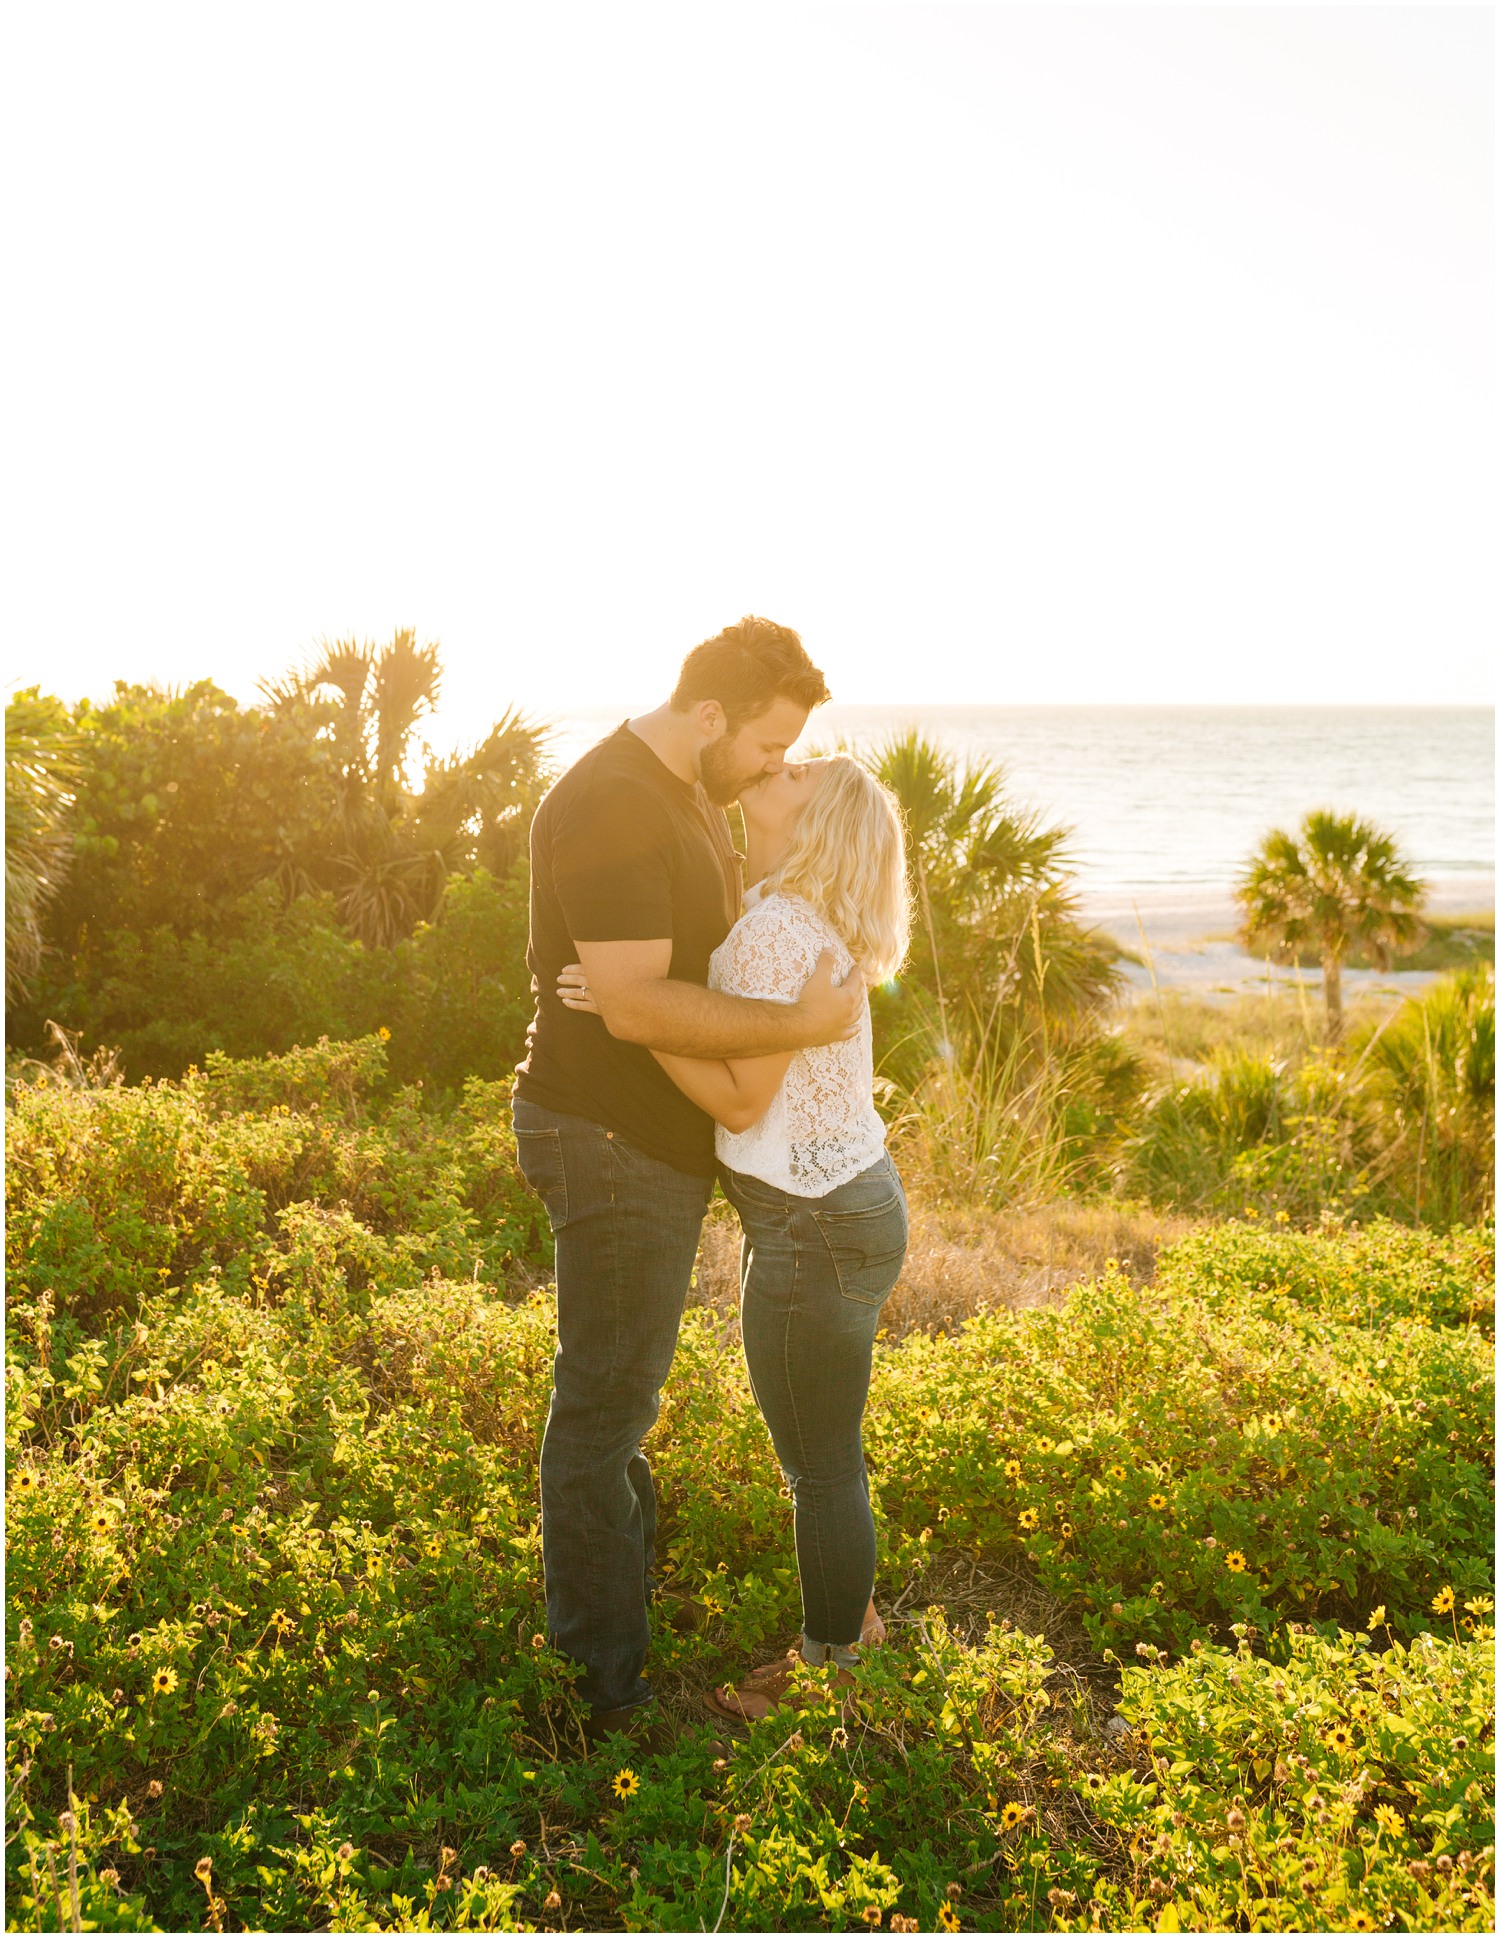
[698,734,759,807]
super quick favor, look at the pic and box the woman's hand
[556,962,602,1015]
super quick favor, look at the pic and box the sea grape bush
[5,1034,544,1332]
[1068,1619,1494,1932]
[863,1239,1493,1656]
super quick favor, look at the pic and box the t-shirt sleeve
[714,902,826,1004]
[551,777,678,942]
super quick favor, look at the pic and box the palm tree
[1235,810,1426,1040]
[5,690,81,1001]
[260,631,550,947]
[862,729,1121,1041]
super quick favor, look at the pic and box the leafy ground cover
[6,1045,1494,1931]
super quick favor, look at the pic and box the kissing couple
[511,614,910,1749]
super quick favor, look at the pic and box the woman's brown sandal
[701,1604,884,1725]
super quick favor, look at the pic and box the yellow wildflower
[1224,1550,1248,1573]
[612,1767,640,1799]
[1003,1459,1020,1480]
[1017,1507,1039,1532]
[1431,1586,1455,1615]
[1372,1804,1403,1838]
[1108,1464,1126,1482]
[1148,1494,1167,1511]
[152,1666,178,1696]
[937,1905,961,1932]
[999,1801,1026,1832]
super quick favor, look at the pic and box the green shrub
[863,1241,1492,1654]
[4,1035,543,1335]
[1128,970,1496,1230]
[12,863,536,1097]
[1154,1216,1494,1334]
[1071,1619,1494,1932]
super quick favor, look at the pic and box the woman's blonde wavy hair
[763,755,911,986]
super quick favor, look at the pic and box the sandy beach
[1080,872,1494,1001]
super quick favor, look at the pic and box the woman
[562,753,911,1723]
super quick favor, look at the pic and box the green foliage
[866,1237,1492,1658]
[1128,970,1496,1229]
[16,865,535,1094]
[7,652,545,1093]
[885,990,1145,1210]
[1153,1216,1495,1333]
[1357,964,1496,1227]
[42,678,332,948]
[1126,1047,1373,1222]
[6,1061,1493,1930]
[1075,1620,1494,1932]
[4,1033,544,1335]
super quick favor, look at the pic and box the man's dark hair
[670,616,830,732]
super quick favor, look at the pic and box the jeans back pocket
[514,1125,570,1232]
[810,1174,908,1308]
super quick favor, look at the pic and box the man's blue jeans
[719,1150,908,1653]
[512,1095,712,1715]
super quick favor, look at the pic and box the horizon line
[517,698,1496,716]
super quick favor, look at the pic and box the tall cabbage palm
[1236,810,1426,1040]
[261,631,549,947]
[5,690,81,1000]
[862,729,1121,1045]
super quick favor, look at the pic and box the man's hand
[558,950,860,1044]
[793,949,863,1046]
[550,938,861,1057]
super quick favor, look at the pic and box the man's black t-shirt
[513,723,741,1176]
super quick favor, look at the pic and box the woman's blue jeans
[719,1150,909,1652]
[512,1095,712,1716]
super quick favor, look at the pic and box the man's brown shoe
[580,1702,679,1756]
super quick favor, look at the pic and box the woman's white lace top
[708,885,886,1198]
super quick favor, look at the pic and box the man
[511,615,860,1749]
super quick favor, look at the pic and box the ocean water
[540,705,1494,924]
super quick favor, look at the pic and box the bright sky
[3,3,1493,743]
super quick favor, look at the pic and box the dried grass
[687,1194,1194,1340]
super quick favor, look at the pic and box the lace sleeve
[712,897,831,1005]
